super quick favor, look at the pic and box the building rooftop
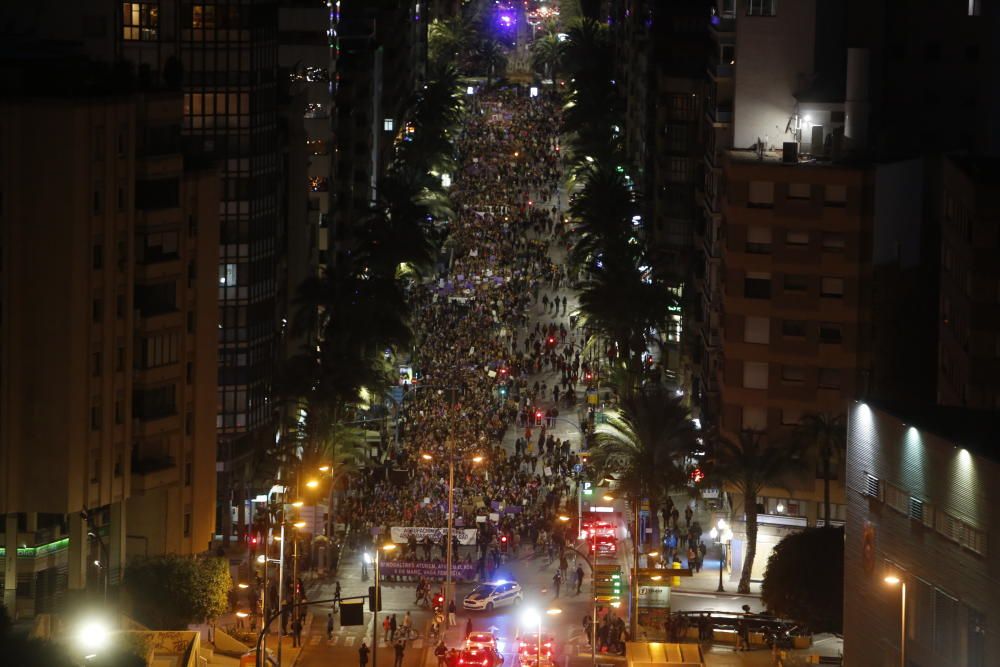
[865,400,1000,465]
[726,148,861,169]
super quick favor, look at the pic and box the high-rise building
[0,86,219,617]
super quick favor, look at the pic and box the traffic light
[535,410,543,426]
[368,585,382,612]
[499,385,508,398]
[594,564,623,604]
[546,335,556,348]
[584,370,594,383]
[500,534,509,553]
[689,467,704,484]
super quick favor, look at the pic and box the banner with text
[380,560,478,581]
[390,526,478,545]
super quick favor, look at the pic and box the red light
[690,467,705,483]
[250,536,258,545]
[501,535,507,542]
[535,411,543,419]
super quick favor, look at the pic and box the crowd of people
[339,85,586,594]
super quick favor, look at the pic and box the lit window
[122,2,159,41]
[219,263,237,286]
[384,118,395,132]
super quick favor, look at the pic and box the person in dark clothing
[389,613,398,641]
[327,611,335,640]
[291,616,303,647]
[394,639,406,667]
[359,641,370,667]
[575,564,585,594]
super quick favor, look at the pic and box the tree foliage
[708,430,803,593]
[762,527,844,633]
[590,388,695,543]
[124,555,231,629]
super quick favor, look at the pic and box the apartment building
[844,401,996,667]
[0,90,218,617]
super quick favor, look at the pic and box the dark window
[818,368,841,389]
[133,385,177,421]
[783,275,808,293]
[781,366,805,383]
[137,230,180,263]
[92,352,102,377]
[819,323,843,344]
[744,276,771,299]
[92,298,103,323]
[135,178,180,210]
[93,243,104,269]
[134,282,177,317]
[782,320,807,338]
[90,406,101,430]
[747,0,776,16]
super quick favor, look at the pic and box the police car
[463,580,524,611]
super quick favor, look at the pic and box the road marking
[310,635,321,645]
[329,636,339,646]
[345,636,356,647]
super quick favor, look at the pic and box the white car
[466,630,499,651]
[463,580,523,611]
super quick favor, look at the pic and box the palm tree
[590,388,696,545]
[568,163,637,267]
[531,32,565,80]
[709,430,803,593]
[796,413,846,527]
[476,38,507,86]
[576,249,677,395]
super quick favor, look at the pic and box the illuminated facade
[844,401,996,667]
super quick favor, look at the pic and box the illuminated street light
[77,618,110,653]
[421,453,433,460]
[238,582,250,589]
[305,479,319,489]
[318,465,330,473]
[603,494,614,502]
[236,611,249,619]
[884,574,907,667]
[292,500,304,508]
[256,554,267,564]
[293,521,306,529]
[558,515,570,522]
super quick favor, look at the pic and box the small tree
[762,527,844,633]
[125,555,231,629]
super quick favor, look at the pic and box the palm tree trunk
[822,455,832,527]
[738,491,757,594]
[648,499,661,549]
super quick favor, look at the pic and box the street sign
[594,564,623,603]
[581,481,593,496]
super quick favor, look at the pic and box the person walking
[394,638,406,667]
[382,615,391,643]
[402,611,413,639]
[359,640,370,667]
[448,599,457,628]
[575,564,585,594]
[435,640,449,667]
[291,615,303,648]
[327,611,335,640]
[389,613,398,642]
[553,571,562,598]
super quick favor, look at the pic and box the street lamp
[521,607,561,666]
[371,542,396,667]
[76,617,111,655]
[884,574,907,667]
[709,519,732,593]
[420,449,483,622]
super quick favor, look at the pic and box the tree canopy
[124,555,231,629]
[762,527,844,633]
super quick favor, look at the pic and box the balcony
[707,103,734,124]
[708,60,734,79]
[132,454,176,475]
[710,14,736,33]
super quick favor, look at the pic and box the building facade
[844,401,996,667]
[0,91,219,617]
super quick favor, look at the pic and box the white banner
[390,526,478,545]
[638,585,671,609]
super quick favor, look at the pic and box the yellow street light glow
[382,543,396,551]
[306,479,320,489]
[603,495,614,501]
[238,582,249,589]
[422,454,433,460]
[647,551,659,558]
[558,515,570,522]
[293,521,306,529]
[256,554,267,564]
[610,601,621,608]
[650,575,662,581]
[236,611,249,618]
[319,465,331,473]
[472,455,484,463]
[77,618,110,652]
[292,500,304,508]
[884,575,901,586]
[546,608,562,615]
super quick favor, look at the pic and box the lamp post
[709,519,732,593]
[368,542,395,667]
[884,574,907,667]
[420,449,483,621]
